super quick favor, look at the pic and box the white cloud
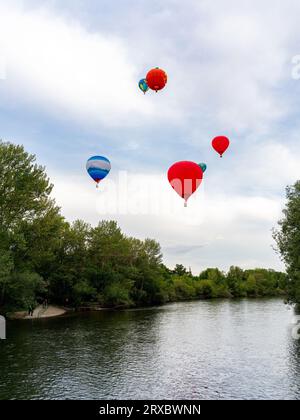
[0,4,163,127]
[113,0,296,134]
[228,142,300,193]
[1,0,297,132]
[189,4,291,133]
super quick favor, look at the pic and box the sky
[1,0,300,273]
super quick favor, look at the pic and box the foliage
[0,140,288,313]
[274,181,300,304]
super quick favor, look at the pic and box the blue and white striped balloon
[86,156,111,187]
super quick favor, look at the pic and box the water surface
[0,299,299,400]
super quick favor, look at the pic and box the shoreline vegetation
[7,295,288,321]
[5,263,288,319]
[0,141,292,318]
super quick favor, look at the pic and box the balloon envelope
[198,163,207,173]
[146,67,168,92]
[212,136,230,157]
[168,161,203,205]
[138,79,149,94]
[86,156,111,185]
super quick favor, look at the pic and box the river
[0,298,299,400]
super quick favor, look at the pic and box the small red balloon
[212,136,230,157]
[168,161,203,207]
[146,67,168,92]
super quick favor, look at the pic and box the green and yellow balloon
[138,79,149,94]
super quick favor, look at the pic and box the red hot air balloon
[168,161,203,207]
[212,136,230,157]
[146,67,168,92]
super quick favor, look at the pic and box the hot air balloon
[198,163,207,173]
[138,79,149,94]
[86,156,111,188]
[212,136,230,158]
[168,161,203,207]
[146,67,168,92]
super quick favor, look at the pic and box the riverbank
[5,293,289,320]
[7,305,67,320]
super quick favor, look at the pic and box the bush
[103,280,133,307]
[195,280,215,299]
[172,276,196,300]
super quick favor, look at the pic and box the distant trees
[227,266,246,297]
[188,267,285,300]
[0,141,288,314]
[173,264,189,276]
[274,181,300,305]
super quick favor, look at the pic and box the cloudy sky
[1,0,300,273]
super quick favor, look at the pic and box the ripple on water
[0,299,299,400]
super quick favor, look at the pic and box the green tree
[172,275,196,300]
[245,274,257,296]
[199,268,230,297]
[0,141,53,232]
[173,264,188,276]
[0,141,57,310]
[199,268,225,284]
[129,238,164,305]
[48,220,91,305]
[88,221,129,293]
[195,280,215,299]
[274,181,300,304]
[226,266,246,297]
[0,251,14,307]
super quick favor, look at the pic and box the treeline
[274,181,300,306]
[0,141,287,313]
[168,265,287,301]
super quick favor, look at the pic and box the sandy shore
[8,305,67,320]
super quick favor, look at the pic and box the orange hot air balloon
[146,67,168,92]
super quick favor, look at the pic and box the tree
[0,141,58,310]
[274,181,300,304]
[88,221,129,293]
[129,238,164,305]
[172,275,196,300]
[0,251,13,307]
[173,264,188,276]
[245,274,257,297]
[195,280,215,299]
[226,266,246,297]
[0,141,54,232]
[199,268,225,283]
[47,220,91,305]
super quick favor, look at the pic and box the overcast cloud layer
[1,0,300,273]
